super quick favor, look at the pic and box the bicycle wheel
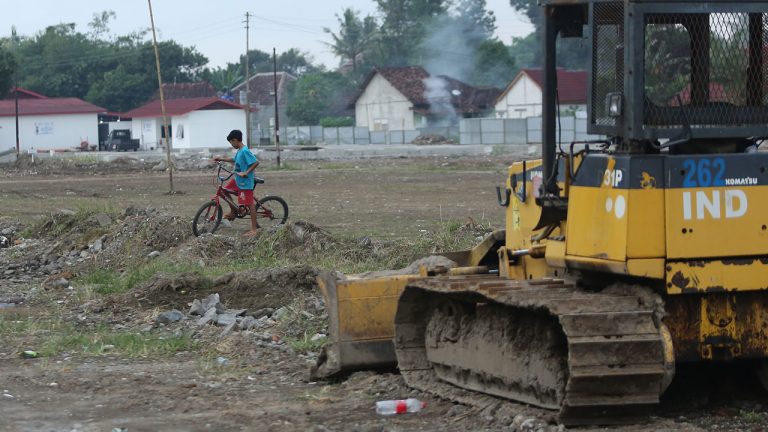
[255,196,288,228]
[192,201,223,236]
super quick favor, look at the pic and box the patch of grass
[286,334,327,355]
[72,155,100,164]
[278,297,327,354]
[0,314,195,358]
[41,329,196,358]
[78,259,204,295]
[739,410,766,424]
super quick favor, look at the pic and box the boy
[213,130,260,236]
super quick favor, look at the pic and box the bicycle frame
[209,162,273,220]
[194,161,287,236]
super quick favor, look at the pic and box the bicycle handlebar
[212,160,265,188]
[215,161,234,182]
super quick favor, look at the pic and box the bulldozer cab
[540,1,768,173]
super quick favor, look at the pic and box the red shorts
[224,179,254,206]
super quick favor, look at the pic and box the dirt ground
[0,155,506,237]
[1,155,768,432]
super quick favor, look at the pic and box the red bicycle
[192,162,288,236]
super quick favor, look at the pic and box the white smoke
[422,76,459,126]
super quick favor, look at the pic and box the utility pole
[272,47,281,167]
[243,12,252,147]
[148,0,174,193]
[12,27,19,155]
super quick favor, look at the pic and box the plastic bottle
[375,398,426,415]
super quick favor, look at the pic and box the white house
[123,97,247,150]
[0,88,105,152]
[350,66,499,130]
[495,69,588,119]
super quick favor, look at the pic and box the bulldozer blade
[310,272,417,379]
[310,230,505,380]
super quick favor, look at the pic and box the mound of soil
[118,266,320,313]
[273,220,338,254]
[213,266,318,309]
[92,207,194,269]
[412,134,456,145]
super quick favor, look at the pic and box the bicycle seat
[254,176,265,184]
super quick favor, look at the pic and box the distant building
[494,69,588,119]
[232,72,296,145]
[348,66,500,131]
[149,82,218,101]
[122,97,247,150]
[0,87,105,152]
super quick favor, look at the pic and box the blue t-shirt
[233,147,258,190]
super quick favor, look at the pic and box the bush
[319,116,354,127]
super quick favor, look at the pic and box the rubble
[411,134,456,145]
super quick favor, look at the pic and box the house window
[373,118,389,131]
[161,125,173,138]
[176,124,184,139]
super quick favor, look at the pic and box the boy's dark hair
[227,129,243,142]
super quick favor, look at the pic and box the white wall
[355,74,414,130]
[132,118,161,150]
[187,109,246,149]
[0,113,99,152]
[495,74,542,119]
[170,113,191,149]
[130,110,245,150]
[495,75,587,119]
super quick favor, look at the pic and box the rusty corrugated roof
[349,66,500,114]
[0,97,105,117]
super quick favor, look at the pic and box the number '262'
[682,158,725,187]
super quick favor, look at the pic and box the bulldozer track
[394,275,671,426]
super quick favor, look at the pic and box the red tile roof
[504,69,588,104]
[0,97,105,117]
[350,66,500,114]
[669,83,733,106]
[6,87,48,100]
[149,82,218,101]
[122,97,244,118]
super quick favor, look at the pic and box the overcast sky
[1,0,534,70]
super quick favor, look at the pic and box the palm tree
[324,8,377,72]
[209,64,243,94]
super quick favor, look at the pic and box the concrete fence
[283,117,602,146]
[459,117,602,145]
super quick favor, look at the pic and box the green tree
[509,0,540,28]
[324,8,378,72]
[286,72,348,124]
[201,64,243,93]
[11,18,207,111]
[240,48,317,76]
[0,45,16,98]
[16,23,104,99]
[88,10,117,41]
[85,64,147,112]
[277,48,319,76]
[473,39,516,88]
[374,0,450,65]
[507,0,588,70]
[455,0,496,38]
[418,1,504,86]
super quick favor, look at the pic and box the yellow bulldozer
[313,0,768,425]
